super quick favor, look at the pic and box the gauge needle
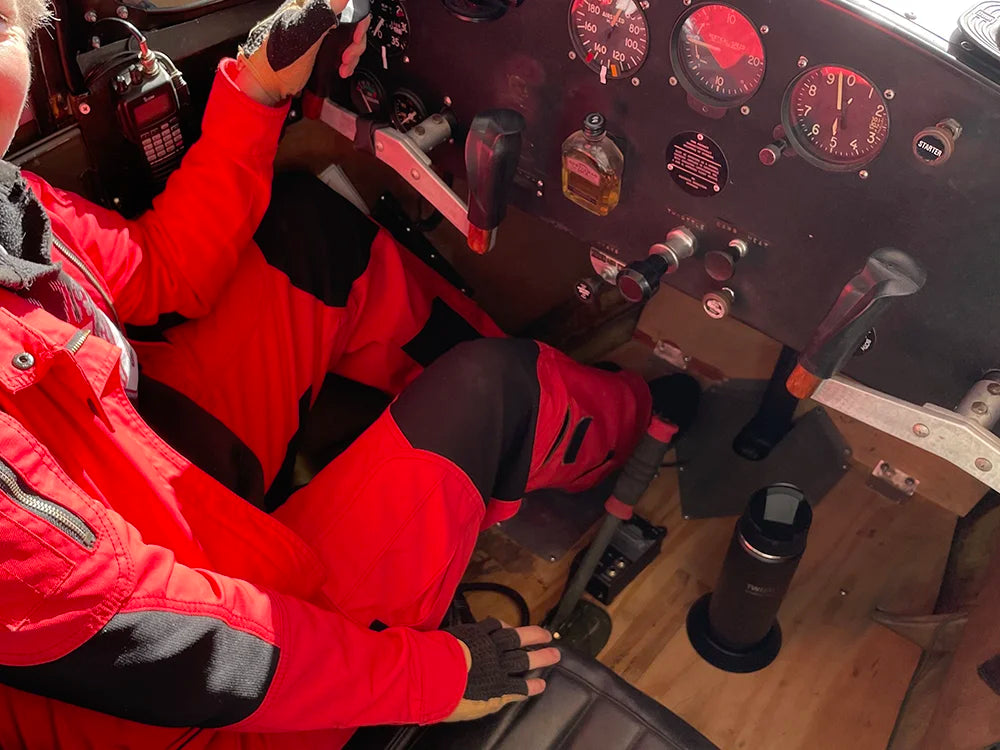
[373,17,385,37]
[605,9,623,40]
[688,39,722,53]
[835,72,844,134]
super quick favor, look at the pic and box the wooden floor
[464,464,956,750]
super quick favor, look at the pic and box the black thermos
[687,483,812,672]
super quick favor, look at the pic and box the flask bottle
[687,483,812,672]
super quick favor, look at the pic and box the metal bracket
[315,98,478,245]
[813,376,1000,493]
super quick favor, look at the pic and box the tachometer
[569,0,649,83]
[670,3,765,107]
[782,65,890,171]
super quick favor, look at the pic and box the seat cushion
[346,646,718,750]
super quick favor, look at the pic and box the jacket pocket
[0,508,75,632]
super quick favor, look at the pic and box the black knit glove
[442,617,559,722]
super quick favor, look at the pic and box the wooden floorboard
[464,466,955,750]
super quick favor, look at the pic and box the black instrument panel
[332,0,1000,409]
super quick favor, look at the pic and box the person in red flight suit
[0,0,697,747]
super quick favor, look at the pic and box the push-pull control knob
[704,239,748,282]
[617,227,698,303]
[759,139,788,166]
[702,287,735,319]
[575,275,604,303]
[913,118,962,167]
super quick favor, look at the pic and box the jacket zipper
[0,461,96,548]
[52,235,124,332]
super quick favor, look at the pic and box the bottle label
[565,157,602,186]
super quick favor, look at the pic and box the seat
[344,646,718,750]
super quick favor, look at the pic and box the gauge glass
[349,69,387,116]
[671,3,765,106]
[569,0,649,81]
[391,89,427,132]
[369,0,410,61]
[784,65,890,170]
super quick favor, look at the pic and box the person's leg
[133,172,501,509]
[274,337,652,635]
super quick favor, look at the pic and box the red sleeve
[0,413,468,730]
[27,59,288,326]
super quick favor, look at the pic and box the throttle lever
[464,109,525,254]
[787,248,926,398]
[305,0,371,102]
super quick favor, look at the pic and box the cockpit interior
[8,0,1000,747]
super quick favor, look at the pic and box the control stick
[786,248,926,399]
[464,110,526,253]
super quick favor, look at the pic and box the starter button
[913,118,962,166]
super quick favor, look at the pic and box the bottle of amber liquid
[561,113,623,216]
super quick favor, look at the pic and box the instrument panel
[327,0,1000,408]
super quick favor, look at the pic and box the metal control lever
[464,110,526,253]
[309,98,522,254]
[786,248,926,399]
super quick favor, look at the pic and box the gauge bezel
[368,0,410,58]
[390,88,428,132]
[781,64,890,172]
[349,68,388,117]
[669,2,766,109]
[567,0,650,81]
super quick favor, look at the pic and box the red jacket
[0,60,466,743]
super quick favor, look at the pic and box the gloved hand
[442,618,561,722]
[236,0,370,106]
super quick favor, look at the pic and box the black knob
[617,254,672,303]
[704,239,748,282]
[112,74,129,94]
[575,275,604,303]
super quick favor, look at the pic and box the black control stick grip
[305,0,371,101]
[464,109,525,252]
[787,248,925,398]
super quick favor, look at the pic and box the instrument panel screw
[797,56,809,68]
[116,5,128,18]
[740,105,751,116]
[858,170,870,180]
[90,35,101,49]
[976,457,993,472]
[568,50,577,60]
[904,11,917,20]
[972,401,989,415]
[376,142,384,152]
[839,588,848,597]
[402,56,410,64]
[549,555,557,562]
[668,76,678,86]
[912,423,930,437]
[989,382,1000,396]
[410,168,420,180]
[78,102,91,115]
[631,77,640,87]
[443,96,453,107]
[536,179,544,188]
[83,10,97,21]
[683,0,692,5]
[759,25,769,35]
[961,40,974,51]
[884,89,895,100]
[536,190,544,197]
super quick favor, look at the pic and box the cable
[457,582,531,627]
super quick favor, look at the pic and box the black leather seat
[344,646,718,750]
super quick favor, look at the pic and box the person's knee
[254,171,378,306]
[390,338,542,500]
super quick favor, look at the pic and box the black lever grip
[464,109,525,245]
[305,0,371,101]
[788,248,925,397]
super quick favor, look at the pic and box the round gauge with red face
[783,65,890,171]
[568,0,650,82]
[670,3,766,107]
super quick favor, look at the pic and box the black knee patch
[390,339,541,502]
[254,171,379,307]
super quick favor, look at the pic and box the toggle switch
[702,287,735,319]
[704,239,748,282]
[616,227,698,303]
